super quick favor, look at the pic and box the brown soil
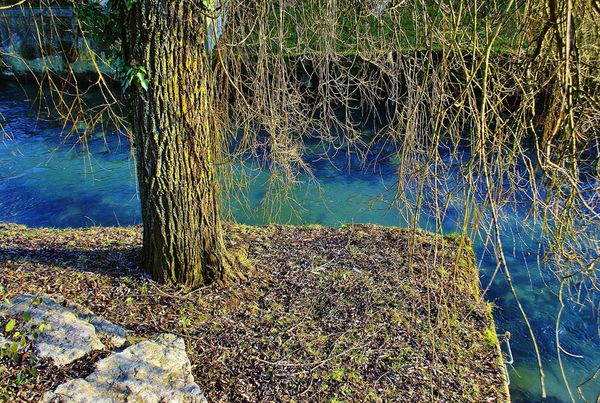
[0,222,508,402]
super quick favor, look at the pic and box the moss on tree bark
[127,0,228,288]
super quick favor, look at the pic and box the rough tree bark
[126,0,228,287]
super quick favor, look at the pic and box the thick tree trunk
[127,0,227,287]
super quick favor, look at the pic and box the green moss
[483,327,498,348]
[444,232,462,243]
[330,368,345,382]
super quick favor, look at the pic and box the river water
[0,80,598,402]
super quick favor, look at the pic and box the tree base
[216,245,254,287]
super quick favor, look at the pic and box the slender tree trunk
[127,0,227,287]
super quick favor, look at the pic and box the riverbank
[0,222,509,401]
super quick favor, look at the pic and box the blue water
[0,80,598,401]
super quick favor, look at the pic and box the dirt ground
[0,222,508,402]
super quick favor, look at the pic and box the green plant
[74,1,120,52]
[0,310,45,399]
[122,66,150,92]
[1,313,46,363]
[180,314,192,330]
[75,0,148,93]
[330,368,345,382]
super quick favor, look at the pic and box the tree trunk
[127,0,227,287]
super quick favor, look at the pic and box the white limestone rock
[52,296,128,348]
[0,294,105,366]
[43,334,207,403]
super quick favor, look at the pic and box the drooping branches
[2,0,599,395]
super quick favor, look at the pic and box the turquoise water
[0,80,598,401]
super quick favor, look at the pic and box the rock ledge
[1,294,205,402]
[43,333,206,403]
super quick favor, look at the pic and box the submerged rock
[0,294,105,366]
[43,334,206,403]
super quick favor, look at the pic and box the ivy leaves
[136,70,150,91]
[75,1,149,93]
[4,319,15,333]
[111,58,149,93]
[123,66,149,92]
